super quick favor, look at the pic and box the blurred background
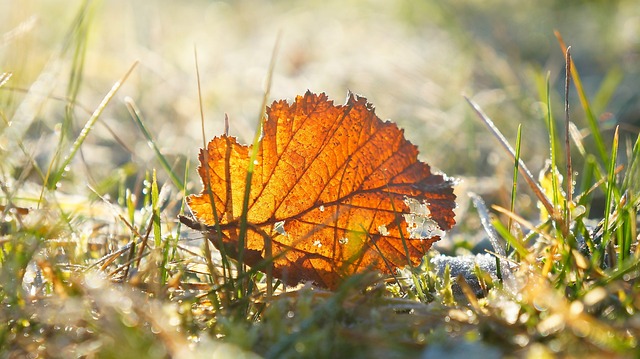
[1,0,638,237]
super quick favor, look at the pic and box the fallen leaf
[183,91,456,289]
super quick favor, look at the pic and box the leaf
[184,91,456,290]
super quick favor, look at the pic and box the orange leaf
[184,91,456,290]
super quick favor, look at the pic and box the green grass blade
[125,97,185,192]
[192,47,234,291]
[544,73,562,222]
[545,72,559,176]
[622,128,640,195]
[50,0,94,180]
[491,217,529,259]
[601,126,619,261]
[62,1,92,141]
[592,67,623,116]
[508,123,522,234]
[465,96,555,217]
[237,33,281,296]
[151,170,169,285]
[151,170,162,249]
[47,62,138,189]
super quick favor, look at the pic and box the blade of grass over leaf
[464,96,555,217]
[47,62,138,190]
[192,47,232,287]
[555,31,608,163]
[126,97,185,192]
[237,33,281,297]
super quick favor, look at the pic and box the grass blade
[622,127,640,196]
[237,33,281,297]
[601,126,620,261]
[508,123,522,234]
[564,47,574,229]
[62,0,92,141]
[470,192,506,257]
[490,211,530,259]
[151,169,168,285]
[555,30,608,163]
[192,47,234,293]
[592,67,623,117]
[464,96,555,218]
[47,62,138,189]
[543,72,563,229]
[125,97,185,192]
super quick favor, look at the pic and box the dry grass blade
[564,47,574,233]
[492,205,556,244]
[464,96,556,218]
[574,164,624,203]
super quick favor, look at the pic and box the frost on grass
[430,253,501,298]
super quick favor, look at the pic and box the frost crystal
[403,198,445,239]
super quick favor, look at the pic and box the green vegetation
[1,0,638,357]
